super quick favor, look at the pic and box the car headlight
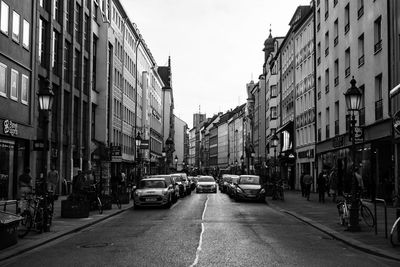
[260,188,265,194]
[134,191,141,196]
[236,187,243,193]
[162,189,168,195]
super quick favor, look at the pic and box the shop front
[0,119,33,200]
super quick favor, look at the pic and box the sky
[121,0,311,128]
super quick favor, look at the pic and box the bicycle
[85,182,103,214]
[390,215,400,247]
[337,194,375,227]
[111,184,122,209]
[18,193,45,238]
[271,180,285,201]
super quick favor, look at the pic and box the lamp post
[271,134,279,179]
[135,132,142,180]
[38,79,54,232]
[162,148,167,174]
[240,155,244,174]
[250,147,255,174]
[174,155,178,171]
[344,76,362,232]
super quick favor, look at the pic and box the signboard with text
[110,145,122,162]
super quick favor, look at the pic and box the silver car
[133,178,174,209]
[196,176,217,193]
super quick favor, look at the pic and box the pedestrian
[354,166,364,197]
[303,172,313,201]
[300,171,305,197]
[329,167,338,202]
[47,165,59,194]
[317,170,327,203]
[72,170,86,196]
[19,168,32,199]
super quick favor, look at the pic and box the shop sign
[353,126,364,143]
[140,139,149,150]
[33,140,49,151]
[3,120,18,136]
[332,135,345,148]
[110,145,122,162]
[393,110,400,135]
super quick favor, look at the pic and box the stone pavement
[267,190,400,261]
[0,195,132,262]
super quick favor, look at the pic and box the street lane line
[189,195,209,267]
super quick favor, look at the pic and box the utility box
[0,211,22,250]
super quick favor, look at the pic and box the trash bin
[0,211,22,250]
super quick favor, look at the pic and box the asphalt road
[2,191,399,267]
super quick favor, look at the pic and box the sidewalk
[267,190,400,261]
[0,195,132,262]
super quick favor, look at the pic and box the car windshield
[139,180,167,188]
[198,177,215,182]
[172,176,185,182]
[238,176,260,184]
[231,177,239,183]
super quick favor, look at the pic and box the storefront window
[0,140,14,200]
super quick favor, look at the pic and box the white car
[196,176,217,193]
[133,178,174,208]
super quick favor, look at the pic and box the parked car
[226,176,240,197]
[220,174,238,193]
[188,176,197,191]
[171,173,191,196]
[196,176,217,193]
[133,178,174,208]
[233,175,266,202]
[148,175,179,203]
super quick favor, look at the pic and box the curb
[279,208,400,262]
[0,205,131,262]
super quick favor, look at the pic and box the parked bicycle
[111,184,122,209]
[337,194,375,227]
[271,179,285,201]
[18,191,53,238]
[84,182,103,214]
[390,215,400,247]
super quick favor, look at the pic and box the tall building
[228,104,245,174]
[294,6,315,189]
[173,115,188,171]
[193,112,206,128]
[315,0,391,199]
[0,0,35,199]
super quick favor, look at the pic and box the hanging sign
[3,120,18,136]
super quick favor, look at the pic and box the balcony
[334,36,338,46]
[358,6,364,19]
[345,23,350,34]
[335,120,339,135]
[375,99,383,120]
[325,47,329,57]
[359,107,365,126]
[334,77,339,86]
[345,67,350,77]
[374,40,382,54]
[358,55,365,67]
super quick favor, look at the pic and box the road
[2,191,399,267]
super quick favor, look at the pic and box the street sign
[110,145,122,162]
[140,139,149,149]
[354,126,364,143]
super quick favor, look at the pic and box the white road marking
[189,195,209,267]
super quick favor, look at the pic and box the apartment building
[173,115,187,171]
[0,0,35,199]
[227,104,245,174]
[315,0,391,199]
[294,7,315,189]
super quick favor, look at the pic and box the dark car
[220,174,238,193]
[171,173,191,196]
[233,175,266,202]
[226,176,240,197]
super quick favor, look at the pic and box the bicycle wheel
[18,210,33,238]
[360,204,375,227]
[390,217,400,247]
[97,197,103,214]
[116,196,122,209]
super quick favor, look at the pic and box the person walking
[19,168,32,199]
[47,165,59,194]
[317,170,327,203]
[329,167,338,202]
[300,171,305,197]
[303,172,313,201]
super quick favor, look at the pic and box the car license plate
[146,198,157,201]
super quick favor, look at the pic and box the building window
[22,20,29,49]
[10,69,18,101]
[0,63,6,97]
[344,4,350,34]
[334,59,339,86]
[53,0,61,22]
[84,14,89,51]
[271,106,277,119]
[64,42,71,83]
[325,31,329,56]
[334,19,338,46]
[21,74,28,105]
[359,85,365,125]
[317,76,321,99]
[74,49,80,88]
[358,0,364,19]
[1,1,9,35]
[52,30,60,74]
[74,3,82,44]
[271,85,277,98]
[326,107,330,139]
[317,9,320,32]
[345,48,350,77]
[325,68,329,93]
[317,42,321,65]
[83,58,89,94]
[65,0,72,34]
[374,16,382,54]
[324,0,329,20]
[358,34,365,67]
[334,101,339,135]
[38,18,47,67]
[375,74,383,120]
[92,37,97,91]
[12,11,19,42]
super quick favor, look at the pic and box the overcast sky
[121,0,311,128]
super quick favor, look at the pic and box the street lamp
[174,155,178,171]
[135,132,142,179]
[271,134,279,179]
[240,155,244,174]
[250,146,255,174]
[344,76,362,232]
[162,148,167,174]
[37,79,54,232]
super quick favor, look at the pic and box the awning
[276,120,294,134]
[390,83,400,97]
